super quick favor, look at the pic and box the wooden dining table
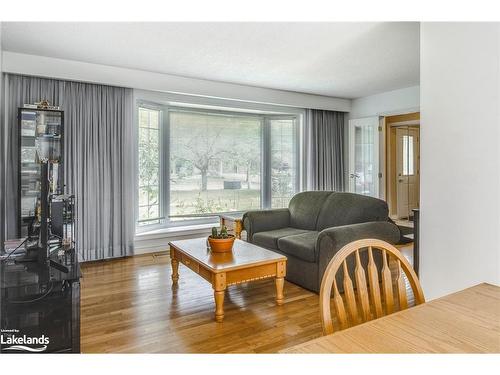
[282,283,500,353]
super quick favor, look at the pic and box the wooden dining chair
[320,238,425,335]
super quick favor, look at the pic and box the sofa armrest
[243,209,290,242]
[316,221,401,286]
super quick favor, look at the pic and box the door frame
[382,112,420,219]
[395,126,419,218]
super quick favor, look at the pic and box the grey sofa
[242,191,400,293]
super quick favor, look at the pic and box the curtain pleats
[1,74,135,261]
[305,109,346,191]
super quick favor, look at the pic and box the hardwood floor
[81,253,321,353]
[80,245,414,353]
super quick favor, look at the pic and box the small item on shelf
[62,237,72,250]
[21,111,37,136]
[46,122,61,135]
[34,99,60,110]
[36,112,47,134]
[21,147,37,163]
[50,163,59,193]
[35,135,61,162]
[35,198,41,222]
[23,100,60,110]
[207,225,235,253]
[37,99,50,109]
[21,196,37,217]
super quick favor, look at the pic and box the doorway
[384,112,420,223]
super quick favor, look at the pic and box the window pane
[271,119,297,208]
[169,111,261,218]
[138,187,148,206]
[138,205,149,221]
[148,185,159,207]
[148,204,159,219]
[150,112,159,129]
[138,107,161,226]
[408,136,414,175]
[139,108,149,128]
[402,135,414,176]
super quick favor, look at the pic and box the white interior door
[348,117,379,197]
[396,127,419,218]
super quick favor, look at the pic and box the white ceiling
[1,22,420,99]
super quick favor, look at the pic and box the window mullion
[262,117,271,209]
[161,107,170,226]
[294,117,301,194]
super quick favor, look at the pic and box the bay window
[137,103,300,231]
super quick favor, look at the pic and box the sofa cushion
[277,231,319,263]
[252,227,311,250]
[316,192,389,231]
[288,191,333,230]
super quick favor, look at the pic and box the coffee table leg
[275,260,286,305]
[213,273,227,322]
[170,246,179,284]
[214,290,225,322]
[275,277,284,305]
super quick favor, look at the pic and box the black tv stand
[1,248,80,353]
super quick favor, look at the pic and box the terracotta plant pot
[208,235,235,253]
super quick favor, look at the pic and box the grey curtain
[2,74,135,261]
[305,109,346,191]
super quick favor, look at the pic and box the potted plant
[208,225,235,253]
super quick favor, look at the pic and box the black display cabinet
[18,108,64,238]
[3,106,80,353]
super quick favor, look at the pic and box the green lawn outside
[170,188,261,216]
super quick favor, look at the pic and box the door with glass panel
[348,117,380,197]
[396,127,419,218]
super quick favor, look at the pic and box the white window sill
[135,223,215,242]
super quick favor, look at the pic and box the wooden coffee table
[169,238,287,322]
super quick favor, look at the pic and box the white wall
[420,22,500,300]
[349,85,420,119]
[1,51,350,112]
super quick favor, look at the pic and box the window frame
[136,102,165,230]
[264,115,301,209]
[136,100,301,233]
